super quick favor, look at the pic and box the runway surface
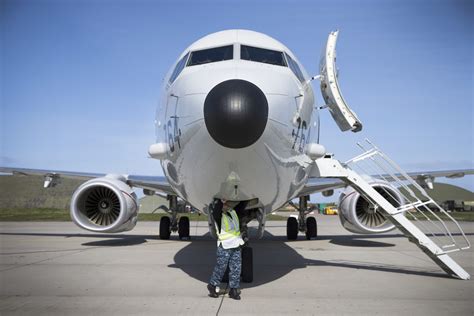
[1,217,473,315]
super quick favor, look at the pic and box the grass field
[1,208,473,222]
[405,211,474,222]
[0,209,287,222]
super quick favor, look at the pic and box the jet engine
[338,181,403,234]
[70,175,138,233]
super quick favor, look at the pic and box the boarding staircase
[312,140,471,280]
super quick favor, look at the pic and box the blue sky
[1,0,473,197]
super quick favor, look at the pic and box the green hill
[1,174,472,214]
[138,195,169,213]
[0,174,472,221]
[0,175,170,213]
[400,182,474,203]
[0,175,85,209]
[421,182,474,202]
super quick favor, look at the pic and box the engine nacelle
[70,175,138,233]
[338,181,403,234]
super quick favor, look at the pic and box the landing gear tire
[159,216,171,240]
[286,217,298,240]
[241,246,253,283]
[178,216,190,239]
[305,217,317,240]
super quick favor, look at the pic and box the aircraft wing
[300,168,474,196]
[299,177,346,196]
[0,167,175,195]
[403,169,474,180]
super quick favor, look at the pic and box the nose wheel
[241,246,253,283]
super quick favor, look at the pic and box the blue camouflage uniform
[209,200,246,289]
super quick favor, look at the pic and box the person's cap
[222,199,238,208]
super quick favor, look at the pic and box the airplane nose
[204,79,268,148]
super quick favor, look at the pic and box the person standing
[207,199,247,300]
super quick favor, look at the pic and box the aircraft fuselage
[155,30,319,213]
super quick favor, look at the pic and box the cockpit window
[241,45,286,66]
[285,52,305,82]
[187,45,233,66]
[169,52,189,84]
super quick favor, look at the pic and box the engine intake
[338,181,403,234]
[70,175,138,233]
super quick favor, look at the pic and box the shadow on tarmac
[328,238,395,247]
[1,229,454,283]
[0,232,158,247]
[168,230,449,288]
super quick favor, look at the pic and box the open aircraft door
[319,31,362,132]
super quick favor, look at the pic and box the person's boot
[229,288,241,300]
[207,284,218,298]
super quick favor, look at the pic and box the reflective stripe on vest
[216,210,240,241]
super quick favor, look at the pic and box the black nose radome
[204,79,268,149]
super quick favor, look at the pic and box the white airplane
[2,29,473,281]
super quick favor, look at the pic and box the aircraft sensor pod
[148,142,168,159]
[305,143,326,160]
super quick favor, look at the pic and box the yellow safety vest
[216,210,244,249]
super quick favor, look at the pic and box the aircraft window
[240,45,286,66]
[285,53,305,83]
[169,52,189,83]
[187,45,233,66]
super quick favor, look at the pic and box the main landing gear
[286,195,318,240]
[159,195,190,240]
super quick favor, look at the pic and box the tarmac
[1,216,473,315]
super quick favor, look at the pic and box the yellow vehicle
[323,206,338,215]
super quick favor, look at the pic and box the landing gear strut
[286,195,318,240]
[159,195,190,240]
